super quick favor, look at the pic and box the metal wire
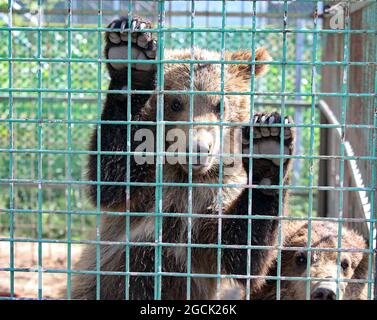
[0,0,375,301]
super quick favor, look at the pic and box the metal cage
[0,0,376,300]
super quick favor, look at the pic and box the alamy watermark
[132,127,246,176]
[327,2,347,30]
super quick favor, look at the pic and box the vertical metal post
[7,0,14,300]
[36,0,43,300]
[245,0,257,300]
[95,0,103,300]
[154,0,165,300]
[124,0,133,300]
[186,0,195,300]
[305,0,319,300]
[275,0,289,300]
[66,0,73,300]
[215,0,226,300]
[336,1,350,300]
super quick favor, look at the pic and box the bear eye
[171,99,183,112]
[341,259,349,271]
[295,253,307,266]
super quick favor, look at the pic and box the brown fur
[253,221,370,300]
[69,42,274,300]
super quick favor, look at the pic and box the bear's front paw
[105,16,157,73]
[243,112,295,195]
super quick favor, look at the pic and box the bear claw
[244,112,294,165]
[243,112,295,194]
[105,16,156,72]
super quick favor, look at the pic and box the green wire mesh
[0,0,376,300]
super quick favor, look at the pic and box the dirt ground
[0,240,83,299]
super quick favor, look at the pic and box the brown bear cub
[252,221,369,300]
[70,16,295,300]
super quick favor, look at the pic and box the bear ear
[352,252,369,280]
[344,237,369,300]
[226,47,271,80]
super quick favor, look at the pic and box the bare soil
[0,240,83,299]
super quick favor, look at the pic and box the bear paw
[105,16,157,73]
[243,112,295,195]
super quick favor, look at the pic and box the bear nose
[311,287,336,300]
[187,141,210,167]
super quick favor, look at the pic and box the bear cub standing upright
[70,16,295,300]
